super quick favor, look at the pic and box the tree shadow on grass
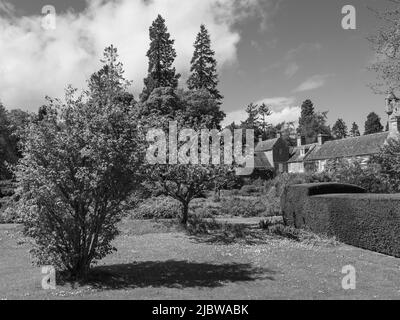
[84,260,275,290]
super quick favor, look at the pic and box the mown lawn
[1,219,400,300]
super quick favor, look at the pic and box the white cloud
[293,74,333,92]
[284,62,299,78]
[223,96,300,126]
[0,0,268,110]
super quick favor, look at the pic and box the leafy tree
[141,15,180,101]
[372,137,400,192]
[7,109,32,157]
[332,118,348,139]
[179,88,225,129]
[13,47,145,280]
[275,121,297,146]
[326,137,400,193]
[364,112,384,135]
[350,122,361,137]
[0,103,19,179]
[146,163,232,225]
[297,99,331,143]
[239,103,263,142]
[38,105,49,122]
[142,89,232,225]
[187,25,222,102]
[139,86,181,117]
[325,158,387,193]
[88,45,134,108]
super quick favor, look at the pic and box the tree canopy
[297,99,331,144]
[332,118,348,139]
[364,112,384,135]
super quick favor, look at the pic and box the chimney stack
[258,135,263,143]
[297,134,305,147]
[318,134,328,145]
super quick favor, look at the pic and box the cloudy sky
[0,0,392,129]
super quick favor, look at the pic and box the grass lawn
[1,219,400,300]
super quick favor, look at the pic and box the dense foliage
[297,99,331,144]
[364,112,384,135]
[13,47,145,279]
[332,118,348,139]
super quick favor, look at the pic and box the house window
[300,149,305,156]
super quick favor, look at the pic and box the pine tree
[332,118,348,139]
[364,112,384,135]
[297,99,331,143]
[88,45,133,106]
[350,122,361,137]
[258,103,272,136]
[141,15,180,101]
[298,99,315,130]
[187,25,222,102]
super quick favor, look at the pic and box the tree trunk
[180,202,189,226]
[72,257,91,281]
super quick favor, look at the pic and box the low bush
[186,216,221,235]
[326,159,388,193]
[239,185,264,196]
[262,186,281,216]
[220,196,267,217]
[267,224,301,241]
[192,207,219,219]
[132,196,182,220]
[186,216,249,242]
[0,195,21,224]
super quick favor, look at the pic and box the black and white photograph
[0,0,400,306]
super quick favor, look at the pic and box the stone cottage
[254,134,290,175]
[287,93,400,174]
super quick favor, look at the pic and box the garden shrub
[371,138,400,193]
[262,186,281,216]
[267,224,301,241]
[220,196,267,217]
[12,47,145,280]
[326,159,389,193]
[239,184,264,196]
[186,216,249,242]
[0,197,21,224]
[132,196,182,219]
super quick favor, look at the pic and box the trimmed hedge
[281,183,400,257]
[281,183,366,227]
[303,194,400,257]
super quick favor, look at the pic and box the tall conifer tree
[187,25,222,102]
[141,15,180,101]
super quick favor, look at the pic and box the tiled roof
[255,138,279,152]
[254,152,273,169]
[305,132,389,161]
[287,144,318,163]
